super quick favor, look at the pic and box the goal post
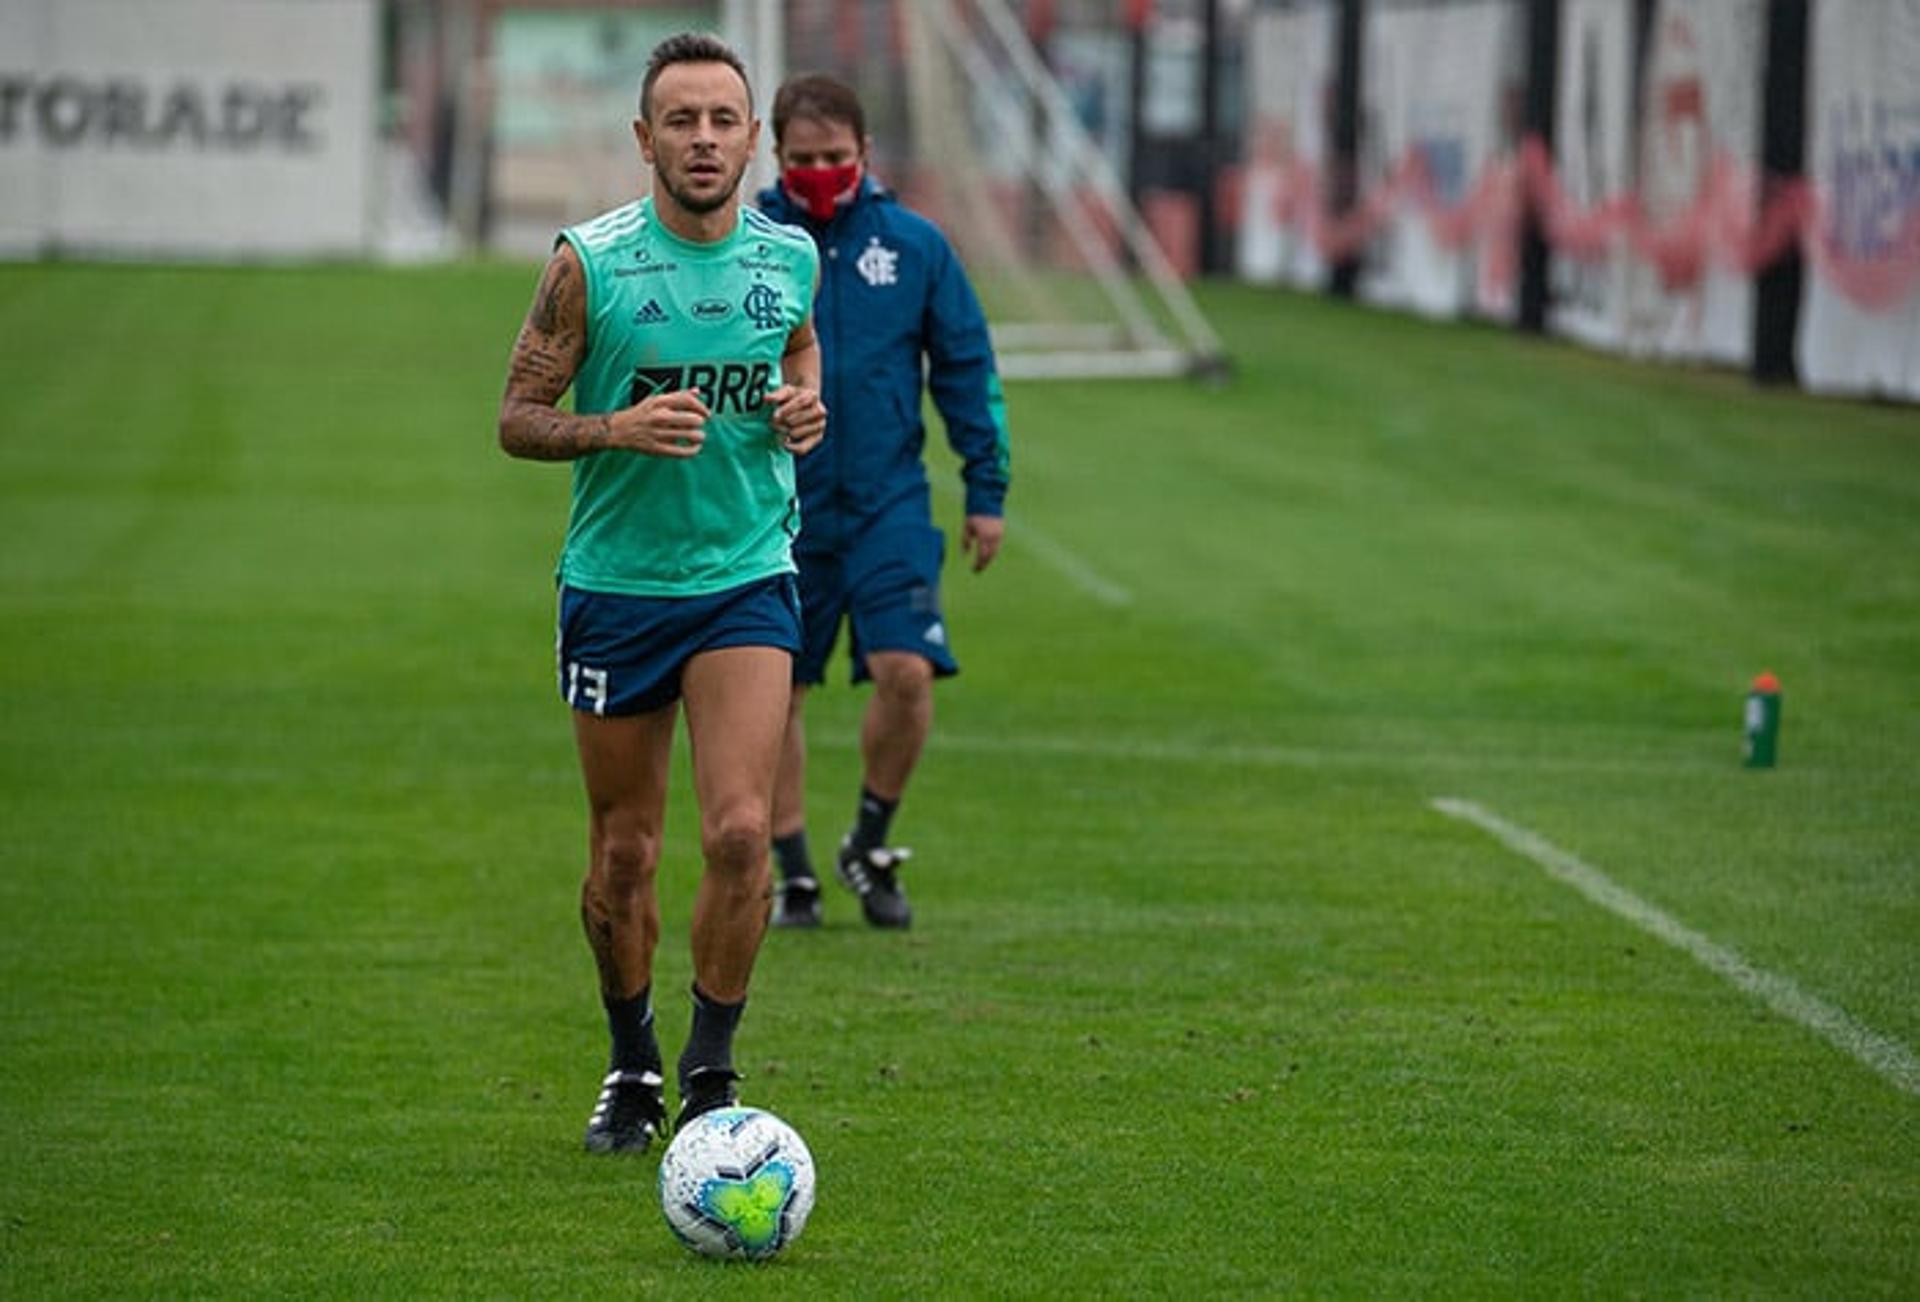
[735,0,1229,383]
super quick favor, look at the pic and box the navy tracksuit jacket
[756,176,1009,555]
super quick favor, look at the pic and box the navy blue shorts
[794,520,958,686]
[556,574,801,716]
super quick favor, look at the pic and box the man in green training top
[497,31,826,1155]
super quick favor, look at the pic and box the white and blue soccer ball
[658,1106,816,1260]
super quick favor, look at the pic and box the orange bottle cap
[1752,671,1781,693]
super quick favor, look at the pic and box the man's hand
[610,388,709,458]
[767,384,827,455]
[962,514,1004,572]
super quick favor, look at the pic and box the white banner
[1358,0,1523,320]
[1798,0,1920,400]
[0,0,377,259]
[1236,0,1334,290]
[1550,0,1637,349]
[1622,0,1765,363]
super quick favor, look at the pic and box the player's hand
[766,384,826,455]
[962,514,1004,572]
[612,388,709,457]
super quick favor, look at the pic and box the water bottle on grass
[1743,672,1781,768]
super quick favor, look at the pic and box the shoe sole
[861,900,911,929]
[584,1132,658,1155]
[838,849,912,928]
[773,893,822,928]
[675,1093,739,1129]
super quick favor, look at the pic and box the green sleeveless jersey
[556,198,819,596]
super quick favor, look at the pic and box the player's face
[635,61,758,217]
[774,116,865,173]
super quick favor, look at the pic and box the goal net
[745,0,1226,381]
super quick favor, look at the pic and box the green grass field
[2,261,1916,1296]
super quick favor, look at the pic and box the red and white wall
[1234,0,1920,402]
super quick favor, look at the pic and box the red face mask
[781,163,861,221]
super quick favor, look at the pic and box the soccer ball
[658,1106,816,1260]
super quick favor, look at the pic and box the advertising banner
[0,0,377,259]
[1622,0,1765,364]
[1798,0,1920,400]
[1550,0,1637,349]
[1237,0,1334,290]
[1358,0,1523,320]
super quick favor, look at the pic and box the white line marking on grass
[930,477,1132,607]
[1011,518,1134,607]
[1431,797,1920,1097]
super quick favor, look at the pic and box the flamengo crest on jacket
[757,175,1010,553]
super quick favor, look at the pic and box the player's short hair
[639,32,752,122]
[771,74,866,147]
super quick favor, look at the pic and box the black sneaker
[836,839,913,929]
[583,1069,667,1155]
[771,876,822,928]
[675,1067,741,1129]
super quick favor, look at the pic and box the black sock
[678,984,745,1091]
[772,831,815,884]
[604,985,662,1077]
[850,786,898,854]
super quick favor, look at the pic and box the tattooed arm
[498,243,710,461]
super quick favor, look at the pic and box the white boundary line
[1432,797,1920,1097]
[929,476,1133,607]
[1008,518,1134,608]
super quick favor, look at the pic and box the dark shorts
[794,520,959,686]
[555,574,801,716]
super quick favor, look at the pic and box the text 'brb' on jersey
[558,199,819,596]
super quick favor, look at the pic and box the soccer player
[496,32,826,1155]
[758,75,1011,931]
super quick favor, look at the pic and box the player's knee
[593,826,661,901]
[701,802,771,878]
[870,653,934,702]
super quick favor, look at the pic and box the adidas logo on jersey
[923,621,947,647]
[632,299,670,325]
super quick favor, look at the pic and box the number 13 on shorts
[564,661,610,714]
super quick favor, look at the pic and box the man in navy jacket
[758,73,1010,930]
